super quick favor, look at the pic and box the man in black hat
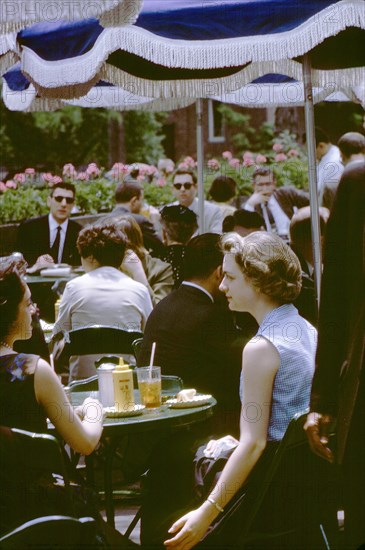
[159,204,198,288]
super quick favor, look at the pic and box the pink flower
[42,172,54,183]
[76,172,89,181]
[24,168,35,175]
[13,173,26,183]
[51,176,63,185]
[177,161,190,170]
[275,153,287,162]
[288,149,299,157]
[5,180,17,189]
[243,158,255,167]
[229,158,241,169]
[63,163,77,179]
[156,177,166,187]
[243,151,254,160]
[137,175,145,181]
[183,156,196,168]
[255,154,267,164]
[0,182,7,193]
[273,143,283,152]
[222,151,233,160]
[158,159,175,173]
[112,163,129,179]
[86,163,101,178]
[207,159,220,170]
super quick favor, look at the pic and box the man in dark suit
[305,161,365,548]
[110,180,164,257]
[242,167,309,240]
[138,233,250,436]
[16,182,81,268]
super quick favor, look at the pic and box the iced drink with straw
[137,342,161,409]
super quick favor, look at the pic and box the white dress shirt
[317,145,344,204]
[171,198,223,234]
[48,214,69,263]
[244,196,290,237]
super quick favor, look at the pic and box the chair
[0,515,96,548]
[0,426,75,533]
[62,325,143,357]
[131,337,143,362]
[232,411,335,548]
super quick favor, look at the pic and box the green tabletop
[69,390,216,437]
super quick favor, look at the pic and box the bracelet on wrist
[206,497,224,514]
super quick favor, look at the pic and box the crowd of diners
[0,129,364,548]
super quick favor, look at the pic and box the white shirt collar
[181,281,214,303]
[48,213,69,232]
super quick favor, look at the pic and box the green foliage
[0,187,49,223]
[74,179,116,215]
[218,105,275,152]
[123,111,168,165]
[143,181,174,207]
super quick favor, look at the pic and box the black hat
[160,205,198,224]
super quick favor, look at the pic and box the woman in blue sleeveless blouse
[164,232,317,550]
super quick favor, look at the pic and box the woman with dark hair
[142,232,317,549]
[0,259,104,532]
[53,224,152,380]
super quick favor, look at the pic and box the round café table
[55,391,216,526]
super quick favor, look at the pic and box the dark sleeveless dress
[0,353,46,432]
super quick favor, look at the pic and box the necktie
[51,226,61,263]
[261,204,273,232]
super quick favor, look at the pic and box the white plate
[103,404,145,417]
[40,267,71,277]
[166,395,212,409]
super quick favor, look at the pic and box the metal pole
[196,98,205,234]
[302,53,322,308]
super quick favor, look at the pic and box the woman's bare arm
[34,359,103,455]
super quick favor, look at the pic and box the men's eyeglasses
[53,196,74,204]
[173,183,195,190]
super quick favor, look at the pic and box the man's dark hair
[209,175,236,202]
[338,132,365,158]
[77,224,126,267]
[172,168,197,184]
[160,205,198,244]
[115,180,143,203]
[50,182,76,197]
[252,166,276,183]
[315,127,330,145]
[183,233,222,280]
[290,207,328,248]
[223,210,264,232]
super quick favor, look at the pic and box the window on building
[208,100,225,143]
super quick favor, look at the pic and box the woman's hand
[121,250,149,286]
[304,412,334,463]
[164,503,215,549]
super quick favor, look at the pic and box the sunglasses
[173,183,195,190]
[53,195,74,204]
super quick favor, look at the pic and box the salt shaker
[97,363,115,407]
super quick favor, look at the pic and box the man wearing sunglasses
[171,169,223,234]
[16,182,81,269]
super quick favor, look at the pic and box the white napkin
[203,435,239,460]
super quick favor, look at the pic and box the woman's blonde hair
[221,231,302,303]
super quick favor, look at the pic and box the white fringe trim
[2,79,36,110]
[17,0,365,89]
[0,32,18,56]
[102,0,365,68]
[214,83,362,108]
[0,51,19,75]
[0,0,142,34]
